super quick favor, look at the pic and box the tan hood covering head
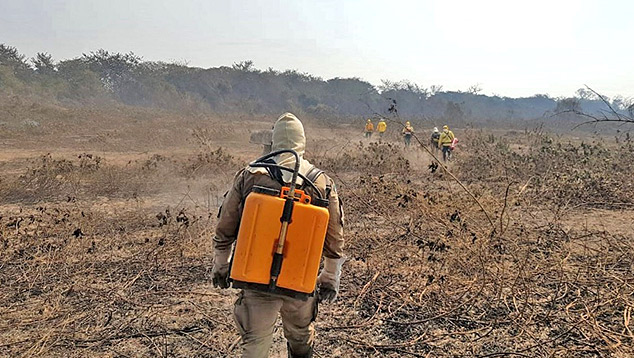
[248,112,313,184]
[271,112,305,157]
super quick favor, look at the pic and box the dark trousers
[442,146,452,162]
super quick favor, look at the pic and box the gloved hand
[317,257,345,303]
[212,249,231,289]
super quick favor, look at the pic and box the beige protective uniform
[214,113,345,358]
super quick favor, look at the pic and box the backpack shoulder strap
[259,158,285,186]
[304,165,324,186]
[303,165,332,198]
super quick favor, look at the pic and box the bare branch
[553,88,634,129]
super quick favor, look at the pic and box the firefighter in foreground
[402,121,414,147]
[364,119,374,139]
[376,118,387,140]
[438,125,455,162]
[212,113,345,358]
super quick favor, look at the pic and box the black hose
[250,149,300,180]
[248,149,324,200]
[248,163,324,200]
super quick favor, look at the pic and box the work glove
[212,249,231,289]
[317,257,345,303]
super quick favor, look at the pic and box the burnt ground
[1,102,633,357]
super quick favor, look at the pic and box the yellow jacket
[438,130,455,147]
[377,121,387,133]
[365,123,374,132]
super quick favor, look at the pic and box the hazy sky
[1,0,632,98]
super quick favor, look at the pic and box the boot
[287,343,313,358]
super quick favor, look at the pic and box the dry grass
[456,129,634,208]
[1,106,633,357]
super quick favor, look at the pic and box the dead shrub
[0,153,160,203]
[314,142,410,176]
[456,129,634,208]
[182,147,241,178]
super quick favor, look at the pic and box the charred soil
[1,103,633,357]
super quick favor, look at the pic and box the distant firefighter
[364,119,374,139]
[402,121,414,147]
[377,118,387,140]
[430,127,441,155]
[438,125,455,162]
[250,129,273,155]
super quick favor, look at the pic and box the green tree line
[1,44,629,123]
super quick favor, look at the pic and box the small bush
[456,129,634,207]
[314,142,410,176]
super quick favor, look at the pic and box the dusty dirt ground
[1,101,633,357]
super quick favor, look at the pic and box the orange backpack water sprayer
[229,150,330,299]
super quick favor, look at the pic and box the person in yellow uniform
[364,119,374,139]
[401,121,414,147]
[438,125,455,162]
[376,119,387,140]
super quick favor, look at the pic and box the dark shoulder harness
[260,158,285,185]
[303,166,331,207]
